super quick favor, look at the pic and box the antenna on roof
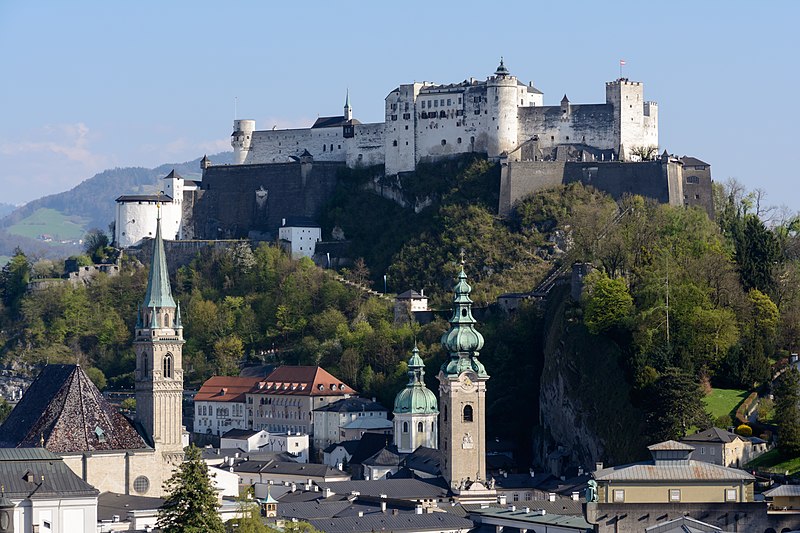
[234,96,238,120]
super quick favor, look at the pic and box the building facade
[194,376,265,435]
[313,397,389,450]
[232,60,657,176]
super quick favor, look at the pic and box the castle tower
[438,266,492,496]
[486,58,519,159]
[232,119,256,164]
[344,89,352,121]
[605,79,657,160]
[134,209,185,456]
[393,344,438,453]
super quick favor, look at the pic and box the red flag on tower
[620,59,626,66]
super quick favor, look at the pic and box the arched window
[142,352,148,376]
[163,353,173,379]
[417,422,424,432]
[463,405,473,423]
[443,405,448,422]
[164,312,170,326]
[403,422,409,433]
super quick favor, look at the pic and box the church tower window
[463,404,473,422]
[418,422,424,432]
[164,353,173,379]
[403,422,409,433]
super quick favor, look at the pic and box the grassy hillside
[6,208,89,243]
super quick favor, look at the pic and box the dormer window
[95,426,107,443]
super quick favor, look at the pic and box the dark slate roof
[594,460,755,482]
[494,473,548,490]
[239,364,277,378]
[277,500,353,519]
[324,440,361,455]
[470,507,591,530]
[680,156,710,167]
[0,365,149,452]
[115,194,174,203]
[233,460,344,478]
[312,116,362,129]
[363,445,401,467]
[764,484,800,497]
[314,397,387,414]
[682,427,743,445]
[221,428,263,439]
[349,433,394,465]
[281,216,319,228]
[404,447,443,476]
[162,170,183,180]
[308,512,474,533]
[318,478,449,500]
[97,491,164,521]
[0,448,98,498]
[396,290,425,299]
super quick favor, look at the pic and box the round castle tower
[232,119,256,164]
[486,58,519,159]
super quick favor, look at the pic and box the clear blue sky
[1,0,798,210]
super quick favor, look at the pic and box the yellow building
[681,427,751,468]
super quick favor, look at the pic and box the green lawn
[746,448,800,475]
[6,208,89,242]
[704,388,748,420]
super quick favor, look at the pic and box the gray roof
[594,460,755,482]
[362,446,401,467]
[645,515,722,532]
[308,512,473,533]
[764,484,800,497]
[682,427,744,445]
[323,440,361,455]
[318,478,449,500]
[647,440,695,451]
[0,448,98,499]
[312,116,362,129]
[277,500,353,519]
[221,428,263,439]
[342,417,392,430]
[405,447,443,477]
[314,397,387,413]
[97,491,164,521]
[115,194,174,203]
[396,290,424,299]
[680,156,710,167]
[471,506,591,530]
[233,460,344,478]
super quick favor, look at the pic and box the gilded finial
[459,248,466,266]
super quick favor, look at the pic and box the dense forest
[2,154,799,462]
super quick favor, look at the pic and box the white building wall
[115,199,182,248]
[345,123,386,168]
[487,76,519,158]
[394,413,438,454]
[220,430,269,452]
[244,126,348,165]
[278,226,321,259]
[194,400,248,436]
[264,432,310,463]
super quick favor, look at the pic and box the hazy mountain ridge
[0,152,233,259]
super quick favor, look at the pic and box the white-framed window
[669,489,681,502]
[726,488,737,501]
[700,447,705,455]
[613,489,625,503]
[710,448,715,456]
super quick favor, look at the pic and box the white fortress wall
[245,127,347,164]
[116,200,182,248]
[518,103,617,152]
[345,122,385,167]
[384,83,426,175]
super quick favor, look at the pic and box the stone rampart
[192,160,343,239]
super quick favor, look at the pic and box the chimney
[323,487,333,498]
[290,483,296,492]
[577,466,584,476]
[548,493,556,502]
[392,509,399,516]
[358,511,363,517]
[282,218,286,227]
[497,495,507,505]
[381,501,387,512]
[571,492,580,501]
[529,468,535,478]
[508,505,516,512]
[112,515,120,523]
[415,505,423,515]
[524,507,530,513]
[595,462,604,472]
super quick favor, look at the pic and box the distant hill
[0,203,16,218]
[0,152,233,258]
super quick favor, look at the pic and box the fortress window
[463,405,473,422]
[393,140,398,147]
[566,136,570,141]
[405,125,408,130]
[551,136,555,141]
[440,99,444,105]
[323,145,326,152]
[457,137,462,144]
[458,97,462,104]
[405,103,409,111]
[406,141,409,145]
[391,115,398,121]
[470,136,475,144]
[447,99,451,105]
[686,175,700,184]
[441,139,447,146]
[403,113,410,120]
[338,145,341,149]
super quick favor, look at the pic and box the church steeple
[393,343,438,453]
[143,211,176,310]
[135,210,184,457]
[344,89,352,121]
[438,264,492,497]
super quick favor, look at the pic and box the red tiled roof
[195,376,265,403]
[252,366,357,397]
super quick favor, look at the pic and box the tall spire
[143,208,176,309]
[344,89,352,121]
[440,266,487,377]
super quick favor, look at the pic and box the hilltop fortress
[116,60,712,246]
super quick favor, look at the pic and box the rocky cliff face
[535,286,646,473]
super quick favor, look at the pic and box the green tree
[644,367,711,442]
[0,399,12,423]
[213,335,244,376]
[84,228,113,264]
[157,445,224,533]
[774,366,800,457]
[583,271,633,335]
[1,248,31,315]
[86,367,107,391]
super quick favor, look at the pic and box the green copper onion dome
[440,267,488,377]
[393,344,438,414]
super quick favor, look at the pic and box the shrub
[735,424,753,437]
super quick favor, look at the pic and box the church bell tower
[438,264,493,498]
[134,209,185,456]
